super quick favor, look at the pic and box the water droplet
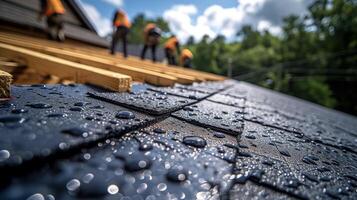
[26,193,45,200]
[279,150,291,157]
[136,183,147,193]
[116,111,135,119]
[302,172,319,182]
[167,166,188,182]
[157,183,167,192]
[11,109,28,114]
[26,103,52,109]
[139,143,153,151]
[107,184,119,195]
[47,113,66,118]
[74,102,90,107]
[0,116,26,124]
[153,128,166,134]
[245,135,256,139]
[213,132,225,138]
[183,136,207,148]
[0,150,10,162]
[302,156,317,165]
[82,173,94,183]
[69,107,84,112]
[66,179,81,191]
[124,154,152,172]
[62,127,89,137]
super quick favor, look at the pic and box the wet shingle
[88,89,196,115]
[172,100,244,136]
[0,85,154,167]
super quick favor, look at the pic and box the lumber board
[0,43,132,92]
[0,32,225,81]
[0,70,12,98]
[0,36,178,86]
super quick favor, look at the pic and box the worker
[164,35,180,66]
[110,9,131,58]
[141,23,162,62]
[180,49,193,68]
[39,0,66,42]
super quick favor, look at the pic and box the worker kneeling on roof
[39,0,66,42]
[164,35,180,66]
[110,9,131,58]
[141,23,162,62]
[180,49,193,68]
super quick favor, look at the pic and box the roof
[0,81,356,199]
[0,0,108,47]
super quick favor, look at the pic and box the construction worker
[39,0,66,42]
[180,49,193,68]
[164,35,180,66]
[141,23,162,62]
[110,9,131,58]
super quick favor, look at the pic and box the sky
[77,0,313,42]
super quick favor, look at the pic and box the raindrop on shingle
[213,132,225,138]
[82,173,94,183]
[139,143,153,151]
[157,183,167,191]
[238,151,252,157]
[74,102,90,107]
[167,166,188,182]
[124,154,152,172]
[182,136,207,148]
[262,160,274,166]
[47,113,66,118]
[302,172,319,182]
[116,111,135,119]
[245,135,256,139]
[107,184,119,195]
[0,150,10,162]
[153,128,166,134]
[62,127,89,137]
[236,174,249,184]
[302,156,317,165]
[26,103,52,109]
[11,108,28,114]
[0,116,26,124]
[26,193,45,200]
[279,150,291,157]
[66,179,81,191]
[136,183,147,193]
[250,169,264,182]
[285,178,301,189]
[69,107,84,112]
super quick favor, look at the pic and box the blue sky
[77,0,313,42]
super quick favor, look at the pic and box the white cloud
[102,0,123,7]
[163,0,312,42]
[79,1,112,36]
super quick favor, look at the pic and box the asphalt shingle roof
[0,80,356,200]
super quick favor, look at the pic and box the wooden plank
[0,32,225,81]
[0,36,178,86]
[0,70,12,98]
[0,43,132,92]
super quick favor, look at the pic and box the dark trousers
[141,44,157,62]
[47,14,64,42]
[165,48,177,66]
[183,58,192,68]
[110,26,129,57]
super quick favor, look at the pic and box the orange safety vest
[114,11,131,28]
[165,37,179,50]
[144,23,156,35]
[180,49,193,64]
[45,0,65,16]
